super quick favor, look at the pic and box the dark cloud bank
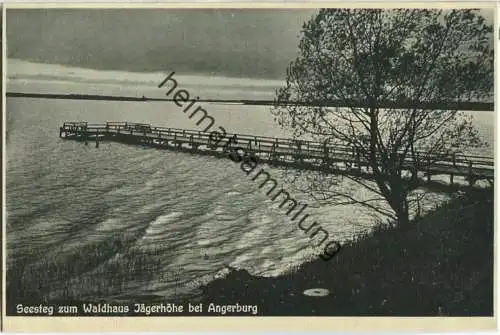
[7,9,316,79]
[7,8,493,79]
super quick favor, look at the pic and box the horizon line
[6,92,494,112]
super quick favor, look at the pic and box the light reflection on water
[6,75,493,302]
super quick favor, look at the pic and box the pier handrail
[61,122,494,168]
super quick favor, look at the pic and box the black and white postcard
[2,3,497,332]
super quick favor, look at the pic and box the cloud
[7,8,493,79]
[7,8,316,79]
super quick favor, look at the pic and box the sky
[6,8,494,80]
[7,9,316,79]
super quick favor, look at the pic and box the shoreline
[6,91,494,111]
[199,188,494,316]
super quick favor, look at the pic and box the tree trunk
[387,177,410,228]
[393,196,410,228]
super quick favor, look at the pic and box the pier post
[247,140,253,156]
[468,161,473,187]
[426,156,431,182]
[269,144,278,165]
[323,141,329,168]
[410,165,418,184]
[59,127,63,138]
[450,153,456,185]
[356,149,361,173]
[296,140,303,163]
[84,128,88,146]
[96,130,100,148]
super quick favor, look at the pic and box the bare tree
[272,9,493,228]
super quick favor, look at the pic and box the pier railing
[59,121,494,186]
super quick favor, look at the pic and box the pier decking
[59,121,494,187]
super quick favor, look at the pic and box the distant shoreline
[6,91,494,111]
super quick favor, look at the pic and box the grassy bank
[6,235,166,312]
[201,188,494,316]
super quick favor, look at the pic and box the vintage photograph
[3,5,495,321]
[0,3,3,328]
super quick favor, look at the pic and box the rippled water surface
[6,63,494,303]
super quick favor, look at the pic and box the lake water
[6,60,494,303]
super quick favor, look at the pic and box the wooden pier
[59,121,494,187]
